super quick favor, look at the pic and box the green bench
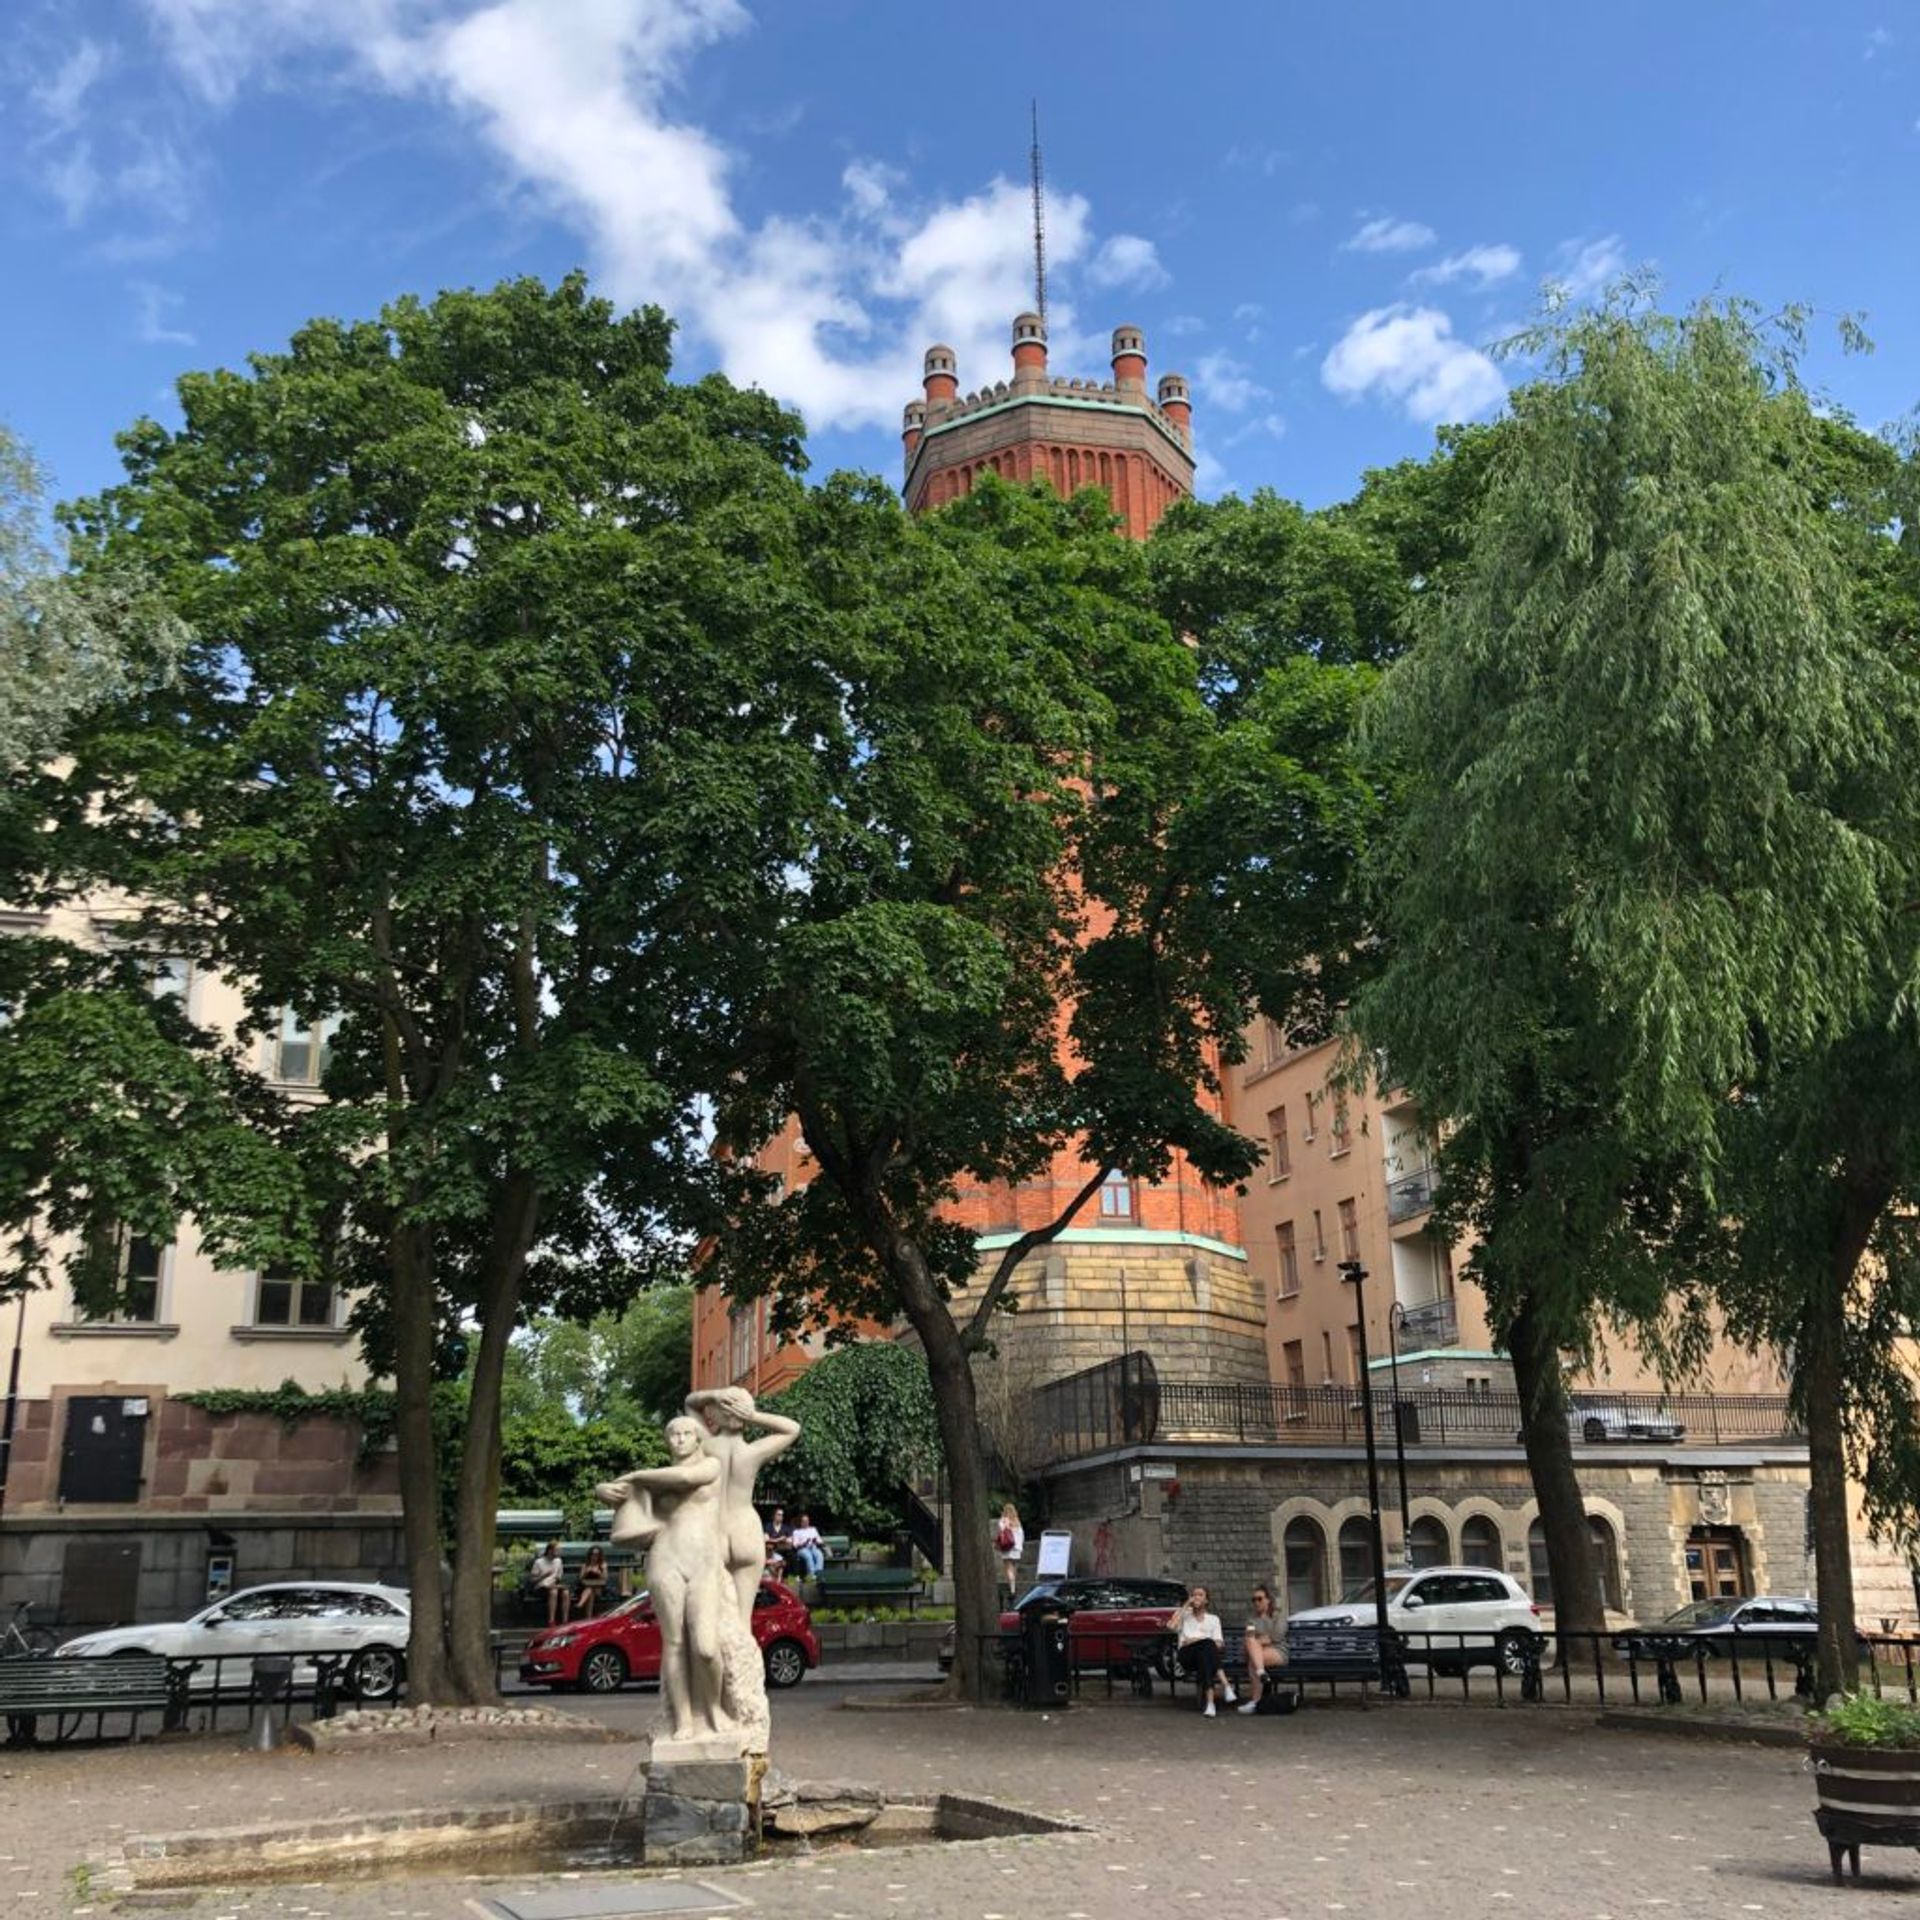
[813,1565,924,1612]
[0,1654,183,1746]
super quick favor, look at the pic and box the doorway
[1685,1527,1748,1601]
[58,1396,148,1503]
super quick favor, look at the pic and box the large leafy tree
[1354,296,1916,1638]
[705,476,1380,1697]
[50,276,828,1702]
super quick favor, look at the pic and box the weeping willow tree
[1356,292,1920,1646]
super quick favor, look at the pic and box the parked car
[53,1581,411,1699]
[1612,1594,1829,1660]
[1290,1565,1542,1675]
[519,1578,819,1693]
[936,1576,1191,1675]
[1568,1397,1686,1444]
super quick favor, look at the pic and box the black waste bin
[1021,1607,1071,1710]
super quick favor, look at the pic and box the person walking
[1166,1583,1236,1717]
[529,1539,569,1626]
[1238,1583,1288,1712]
[575,1545,609,1620]
[994,1503,1025,1595]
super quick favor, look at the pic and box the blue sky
[3,2,1916,517]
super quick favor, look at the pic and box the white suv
[1289,1565,1542,1674]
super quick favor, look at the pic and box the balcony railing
[1386,1166,1439,1223]
[1394,1296,1458,1350]
[1029,1354,1803,1465]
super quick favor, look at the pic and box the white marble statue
[683,1386,800,1629]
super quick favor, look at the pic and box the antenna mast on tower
[1029,99,1047,325]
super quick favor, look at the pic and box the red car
[938,1576,1191,1675]
[520,1579,820,1694]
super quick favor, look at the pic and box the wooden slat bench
[0,1654,183,1746]
[813,1565,923,1612]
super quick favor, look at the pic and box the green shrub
[1816,1693,1920,1749]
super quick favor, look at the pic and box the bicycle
[2,1599,58,1657]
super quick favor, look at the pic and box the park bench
[813,1564,923,1612]
[0,1653,184,1746]
[1282,1620,1410,1703]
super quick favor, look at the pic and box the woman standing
[1238,1584,1287,1712]
[684,1386,802,1629]
[993,1503,1025,1595]
[1166,1583,1237,1717]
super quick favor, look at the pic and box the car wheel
[349,1645,403,1702]
[763,1639,808,1690]
[1495,1629,1532,1676]
[580,1645,628,1694]
[17,1625,58,1657]
[1582,1417,1607,1443]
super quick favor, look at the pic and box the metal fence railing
[1031,1354,1802,1464]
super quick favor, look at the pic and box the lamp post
[1386,1302,1413,1553]
[0,1290,26,1526]
[1339,1259,1390,1652]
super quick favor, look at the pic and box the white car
[1290,1565,1542,1674]
[55,1581,410,1700]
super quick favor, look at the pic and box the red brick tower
[902,316,1195,538]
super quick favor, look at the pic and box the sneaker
[1220,1682,1237,1704]
[1237,1697,1260,1714]
[1203,1699,1217,1718]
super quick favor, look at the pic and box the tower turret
[923,344,958,408]
[1157,372,1192,445]
[1111,324,1147,393]
[1011,312,1048,386]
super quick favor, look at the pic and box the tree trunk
[1507,1287,1606,1636]
[446,1171,541,1704]
[891,1248,999,1705]
[390,1214,453,1703]
[1802,1170,1885,1700]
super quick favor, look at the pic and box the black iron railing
[1394,1297,1458,1350]
[1386,1167,1439,1223]
[1032,1355,1802,1462]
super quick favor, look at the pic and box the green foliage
[499,1286,692,1427]
[755,1341,940,1537]
[1815,1693,1920,1750]
[493,1400,668,1534]
[176,1381,398,1465]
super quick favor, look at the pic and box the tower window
[1098,1169,1135,1219]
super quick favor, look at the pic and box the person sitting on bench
[1238,1584,1288,1713]
[1166,1583,1237,1717]
[788,1511,825,1578]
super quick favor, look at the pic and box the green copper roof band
[972,1227,1249,1263]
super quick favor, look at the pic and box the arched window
[1460,1514,1503,1570]
[1527,1513,1622,1610]
[1097,1169,1134,1220]
[1338,1516,1374,1599]
[1283,1517,1326,1615]
[1407,1515,1449,1568]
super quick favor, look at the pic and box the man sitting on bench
[1238,1584,1288,1713]
[1166,1584,1238,1718]
[787,1511,826,1579]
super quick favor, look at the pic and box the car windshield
[1339,1573,1414,1605]
[604,1592,650,1620]
[1009,1585,1066,1611]
[1657,1599,1741,1628]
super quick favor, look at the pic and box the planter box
[1810,1740,1920,1817]
[816,1620,949,1663]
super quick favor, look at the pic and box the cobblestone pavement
[1,1683,1912,1919]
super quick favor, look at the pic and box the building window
[82,1232,166,1324]
[1275,1221,1299,1298]
[272,1008,339,1085]
[728,1306,754,1381]
[1282,1339,1306,1391]
[1319,1330,1334,1383]
[1346,1323,1364,1385]
[1338,1516,1374,1599]
[1284,1517,1327,1615]
[1330,1093,1351,1156]
[1260,1018,1283,1067]
[1407,1515,1449,1568]
[1302,1093,1318,1142]
[1338,1197,1360,1261]
[255,1265,336,1328]
[144,955,192,1002]
[1527,1514,1625,1611]
[1460,1514,1504,1570]
[1266,1107,1291,1179]
[1311,1209,1326,1260]
[1098,1168,1134,1219]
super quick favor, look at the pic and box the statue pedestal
[641,1745,767,1867]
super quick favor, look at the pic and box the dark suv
[938,1575,1190,1675]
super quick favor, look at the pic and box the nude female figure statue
[596,1415,729,1741]
[683,1386,801,1629]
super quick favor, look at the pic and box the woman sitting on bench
[1166,1584,1237,1718]
[1238,1584,1288,1713]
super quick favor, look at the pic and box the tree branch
[962,1160,1111,1352]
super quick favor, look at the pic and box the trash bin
[1021,1607,1071,1710]
[251,1655,293,1751]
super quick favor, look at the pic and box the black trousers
[1177,1639,1222,1693]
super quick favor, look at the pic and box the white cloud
[1865,25,1894,59]
[1164,313,1205,336]
[32,40,111,131]
[1341,215,1436,255]
[104,0,1150,432]
[1549,234,1627,300]
[1410,242,1522,290]
[1194,350,1270,414]
[1321,305,1504,424]
[131,279,195,346]
[1085,232,1168,293]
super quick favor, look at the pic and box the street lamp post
[1339,1259,1391,1653]
[1386,1302,1413,1553]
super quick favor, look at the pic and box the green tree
[705,477,1378,1698]
[499,1286,693,1426]
[1354,297,1915,1639]
[51,275,827,1703]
